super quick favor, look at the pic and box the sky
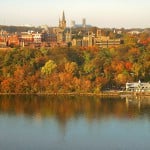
[0,0,150,28]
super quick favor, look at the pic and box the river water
[0,95,150,150]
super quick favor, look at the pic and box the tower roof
[62,11,65,21]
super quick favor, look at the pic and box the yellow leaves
[84,62,95,73]
[131,63,142,77]
[41,60,57,76]
[114,73,128,85]
[64,62,78,74]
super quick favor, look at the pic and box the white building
[126,80,150,92]
[33,32,42,43]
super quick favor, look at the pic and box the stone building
[59,11,66,30]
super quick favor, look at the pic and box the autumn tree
[41,60,57,76]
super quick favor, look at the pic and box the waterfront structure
[126,80,150,92]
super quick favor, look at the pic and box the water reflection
[125,96,150,118]
[0,95,150,123]
[0,95,150,150]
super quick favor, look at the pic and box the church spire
[62,10,65,21]
[58,11,66,30]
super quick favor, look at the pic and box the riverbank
[0,91,150,97]
[0,91,120,97]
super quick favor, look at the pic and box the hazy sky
[0,0,150,28]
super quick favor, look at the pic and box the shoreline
[0,91,150,97]
[0,92,120,97]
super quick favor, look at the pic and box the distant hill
[0,25,42,33]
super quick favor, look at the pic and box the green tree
[41,60,57,76]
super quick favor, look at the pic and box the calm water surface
[0,95,150,150]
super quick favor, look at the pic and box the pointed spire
[62,10,65,21]
[59,17,61,27]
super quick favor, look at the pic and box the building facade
[59,11,66,30]
[126,81,150,92]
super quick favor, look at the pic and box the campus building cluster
[0,11,123,49]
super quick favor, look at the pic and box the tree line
[0,33,150,93]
